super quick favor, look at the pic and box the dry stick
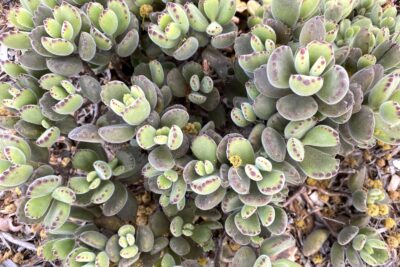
[306,185,351,198]
[283,186,306,207]
[0,232,36,251]
[301,192,338,237]
[214,232,226,267]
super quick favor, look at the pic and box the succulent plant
[69,147,140,218]
[105,224,153,266]
[66,229,111,267]
[39,224,98,262]
[0,76,65,147]
[209,135,289,243]
[148,2,199,60]
[100,77,159,126]
[39,74,84,115]
[0,0,140,74]
[85,0,140,58]
[166,61,221,111]
[24,175,77,231]
[143,162,187,210]
[135,105,190,151]
[184,0,238,48]
[2,0,400,265]
[235,22,277,75]
[229,235,300,267]
[331,226,390,266]
[324,0,359,23]
[0,133,34,190]
[347,166,390,216]
[367,71,400,144]
[144,203,222,265]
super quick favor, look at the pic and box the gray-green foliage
[0,0,399,266]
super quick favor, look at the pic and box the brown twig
[306,185,351,198]
[283,186,306,207]
[0,232,36,251]
[301,192,338,237]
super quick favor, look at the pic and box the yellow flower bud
[312,253,324,264]
[384,218,396,229]
[387,236,399,248]
[229,155,242,169]
[306,177,318,186]
[367,204,379,217]
[378,204,390,216]
[140,4,153,18]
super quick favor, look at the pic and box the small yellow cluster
[318,193,330,203]
[61,157,71,168]
[14,187,22,196]
[344,156,359,168]
[183,122,201,135]
[379,204,390,216]
[363,150,372,161]
[36,246,43,257]
[366,178,383,189]
[135,192,156,226]
[227,240,241,252]
[198,257,209,266]
[306,177,330,189]
[139,4,153,18]
[384,218,396,229]
[229,155,242,169]
[386,235,399,248]
[367,204,390,217]
[321,207,335,218]
[312,253,324,264]
[294,219,307,230]
[367,204,380,217]
[0,107,13,116]
[377,140,392,151]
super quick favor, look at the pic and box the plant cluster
[1,0,400,266]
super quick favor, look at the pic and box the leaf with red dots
[316,65,349,105]
[169,177,187,205]
[190,175,221,195]
[298,146,339,179]
[26,175,62,198]
[43,200,71,230]
[167,125,184,150]
[301,125,339,147]
[234,212,261,237]
[266,207,287,235]
[51,186,76,204]
[91,180,115,204]
[79,231,108,250]
[24,194,52,219]
[286,137,305,162]
[256,170,285,196]
[0,164,34,188]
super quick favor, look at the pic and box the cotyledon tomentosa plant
[0,133,34,190]
[166,61,221,111]
[0,0,140,75]
[1,0,400,266]
[331,226,390,266]
[0,76,63,147]
[100,76,161,126]
[148,0,237,60]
